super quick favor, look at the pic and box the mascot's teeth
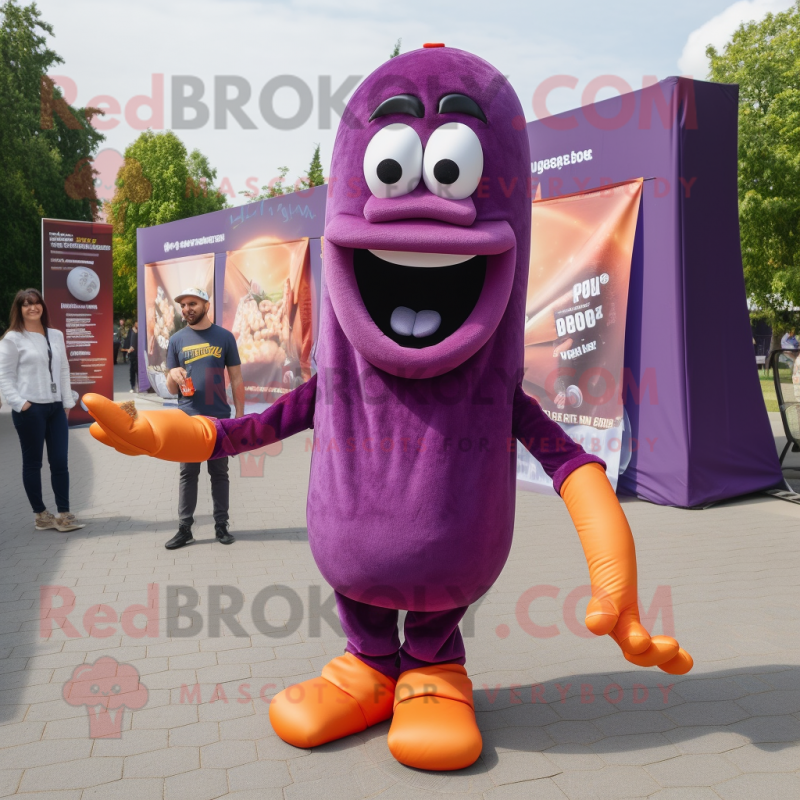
[369,250,473,268]
[390,307,442,338]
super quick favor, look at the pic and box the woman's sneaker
[34,511,58,530]
[54,513,85,532]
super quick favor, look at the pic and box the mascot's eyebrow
[369,94,425,121]
[438,93,487,124]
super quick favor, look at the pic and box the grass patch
[761,379,779,413]
[759,360,797,412]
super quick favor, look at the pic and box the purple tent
[135,186,327,394]
[527,78,782,507]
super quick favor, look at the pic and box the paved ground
[0,364,798,799]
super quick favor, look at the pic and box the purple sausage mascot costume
[86,44,693,771]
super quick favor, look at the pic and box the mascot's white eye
[363,123,423,199]
[422,122,484,200]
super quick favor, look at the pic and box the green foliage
[241,166,291,201]
[707,2,800,338]
[299,144,325,191]
[242,145,325,202]
[107,131,227,317]
[390,38,401,58]
[0,0,104,323]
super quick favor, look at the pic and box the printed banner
[41,219,113,427]
[143,254,215,398]
[222,239,313,410]
[517,179,642,492]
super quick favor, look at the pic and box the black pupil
[377,158,402,184]
[433,159,459,185]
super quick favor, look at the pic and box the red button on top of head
[423,43,445,48]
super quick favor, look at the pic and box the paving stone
[123,746,199,778]
[552,765,661,799]
[0,769,20,796]
[131,704,198,729]
[0,739,92,780]
[288,737,371,782]
[256,734,311,760]
[0,720,45,745]
[218,713,271,741]
[647,790,724,800]
[82,778,164,799]
[164,767,229,800]
[714,772,800,800]
[543,720,606,745]
[226,759,292,791]
[646,753,741,786]
[591,732,681,766]
[723,742,800,773]
[18,757,124,791]
[729,714,800,743]
[664,701,750,727]
[201,738,257,769]
[92,728,169,757]
[663,726,749,754]
[483,780,568,800]
[169,721,220,747]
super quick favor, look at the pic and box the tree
[390,38,401,58]
[299,144,325,190]
[106,130,227,317]
[707,2,800,350]
[241,166,291,202]
[0,0,104,319]
[241,145,325,202]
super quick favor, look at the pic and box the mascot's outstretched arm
[513,384,692,675]
[83,373,317,462]
[561,463,693,675]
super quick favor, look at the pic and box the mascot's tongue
[390,307,442,338]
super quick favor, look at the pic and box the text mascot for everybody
[84,44,692,771]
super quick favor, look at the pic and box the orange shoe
[387,664,482,771]
[269,653,396,748]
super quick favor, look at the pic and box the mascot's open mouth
[354,249,486,348]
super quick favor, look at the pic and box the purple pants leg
[335,592,469,681]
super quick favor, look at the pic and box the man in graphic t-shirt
[165,288,244,550]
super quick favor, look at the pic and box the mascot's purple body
[85,45,692,770]
[212,46,600,678]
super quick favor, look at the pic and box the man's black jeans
[178,457,229,527]
[11,401,70,514]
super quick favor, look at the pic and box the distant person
[0,289,85,532]
[113,318,126,365]
[164,288,244,550]
[781,330,799,350]
[123,321,139,393]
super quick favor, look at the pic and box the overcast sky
[36,0,796,204]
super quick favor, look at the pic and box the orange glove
[82,394,217,462]
[560,462,693,675]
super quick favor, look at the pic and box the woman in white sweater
[0,289,84,532]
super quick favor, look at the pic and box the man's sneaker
[54,513,85,532]
[215,524,235,545]
[34,511,58,530]
[165,525,194,550]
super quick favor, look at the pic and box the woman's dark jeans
[11,402,70,514]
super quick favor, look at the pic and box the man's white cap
[174,287,209,303]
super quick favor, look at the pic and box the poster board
[142,254,215,398]
[41,219,113,427]
[221,240,313,411]
[518,180,642,492]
